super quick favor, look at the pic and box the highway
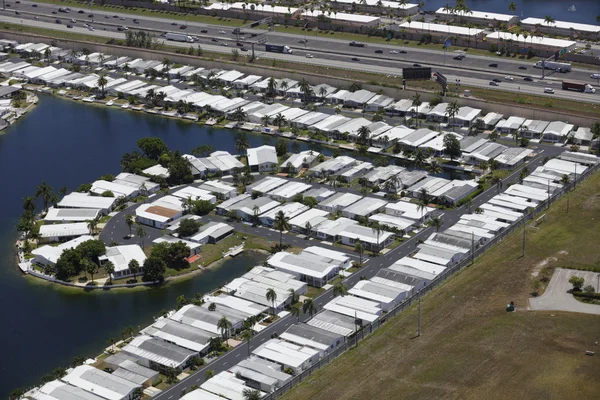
[98,143,562,399]
[3,1,600,103]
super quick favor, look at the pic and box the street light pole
[417,289,421,337]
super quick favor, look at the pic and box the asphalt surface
[144,144,564,399]
[4,1,600,103]
[529,268,600,315]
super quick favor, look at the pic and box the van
[544,88,554,94]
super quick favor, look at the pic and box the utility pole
[522,212,527,257]
[574,163,577,189]
[417,290,421,337]
[471,231,475,265]
[547,179,550,210]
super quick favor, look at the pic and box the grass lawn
[282,169,600,400]
[305,286,325,299]
[189,232,271,269]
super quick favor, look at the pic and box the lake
[0,94,332,396]
[423,0,600,24]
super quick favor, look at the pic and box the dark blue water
[0,94,336,396]
[423,0,600,24]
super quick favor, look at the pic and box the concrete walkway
[529,268,600,315]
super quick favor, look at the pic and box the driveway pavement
[529,268,600,315]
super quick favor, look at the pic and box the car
[240,48,248,52]
[220,42,228,46]
[70,19,76,23]
[52,11,57,14]
[489,81,499,86]
[88,14,94,18]
[374,49,383,54]
[239,36,245,40]
[236,42,243,47]
[34,16,39,20]
[32,4,38,7]
[389,50,398,54]
[489,63,498,67]
[399,50,407,54]
[78,10,85,14]
[219,30,226,34]
[201,29,208,33]
[298,39,307,43]
[179,25,186,29]
[211,38,218,42]
[67,24,73,28]
[251,33,257,37]
[105,15,110,18]
[524,77,534,81]
[171,22,178,25]
[518,66,527,70]
[453,55,464,60]
[492,78,501,82]
[591,73,600,79]
[88,26,94,31]
[15,11,20,15]
[556,68,567,73]
[351,57,360,61]
[133,19,139,24]
[113,15,119,18]
[117,26,128,31]
[544,88,554,94]
[504,76,513,81]
[306,53,313,58]
[55,19,61,24]
[120,17,125,21]
[413,63,421,67]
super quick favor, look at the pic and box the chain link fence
[262,160,599,400]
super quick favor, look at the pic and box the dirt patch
[532,256,558,277]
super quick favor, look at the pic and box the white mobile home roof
[61,365,138,400]
[201,372,264,400]
[292,111,329,127]
[503,184,548,202]
[57,193,116,210]
[318,192,362,210]
[99,245,147,274]
[401,129,440,147]
[123,335,196,368]
[485,31,576,50]
[335,118,372,136]
[349,280,411,305]
[248,176,287,194]
[253,339,319,370]
[142,318,212,353]
[39,222,89,239]
[390,256,446,276]
[310,115,351,132]
[342,197,388,217]
[34,380,106,400]
[204,294,268,317]
[279,107,310,122]
[400,21,484,36]
[302,10,380,24]
[543,158,587,176]
[268,251,340,280]
[268,181,312,200]
[369,213,415,231]
[302,246,350,265]
[260,202,309,221]
[521,17,600,34]
[247,145,278,167]
[307,310,357,336]
[180,389,224,400]
[544,121,574,138]
[44,207,100,223]
[32,235,93,265]
[479,204,522,222]
[436,7,515,22]
[289,208,330,230]
[323,295,381,323]
[172,186,216,203]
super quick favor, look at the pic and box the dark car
[251,33,257,37]
[179,25,186,29]
[171,22,178,26]
[201,29,208,33]
[518,66,527,70]
[211,38,218,42]
[52,11,57,14]
[524,77,534,81]
[399,50,407,54]
[78,10,84,14]
[240,48,248,52]
[32,4,38,7]
[133,19,139,24]
[351,57,360,61]
[113,15,119,18]
[15,11,20,15]
[413,63,421,67]
[492,78,501,82]
[55,19,61,24]
[16,1,20,3]
[489,63,498,67]
[236,42,244,47]
[88,14,94,18]
[374,49,383,54]
[67,24,73,28]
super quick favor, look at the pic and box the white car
[88,26,94,31]
[219,30,226,34]
[305,53,314,58]
[70,18,76,23]
[544,87,554,94]
[390,50,398,54]
[504,76,513,81]
[591,73,600,79]
[220,42,228,46]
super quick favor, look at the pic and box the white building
[61,365,139,400]
[268,251,343,287]
[99,245,147,279]
[32,235,94,266]
[38,222,89,243]
[135,195,183,229]
[247,145,278,172]
[252,339,320,375]
[259,202,309,227]
[57,193,116,214]
[171,186,217,204]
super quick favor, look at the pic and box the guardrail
[263,159,600,399]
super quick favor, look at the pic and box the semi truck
[165,32,195,43]
[562,81,596,93]
[265,44,293,54]
[349,41,365,47]
[533,60,572,72]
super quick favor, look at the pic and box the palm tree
[412,92,421,126]
[137,226,147,248]
[240,330,253,356]
[354,240,365,265]
[370,222,383,253]
[128,259,139,281]
[560,174,571,187]
[217,316,232,341]
[273,113,287,128]
[97,75,108,98]
[319,86,328,101]
[299,78,313,103]
[242,388,262,400]
[23,196,36,214]
[357,125,371,145]
[544,15,555,26]
[491,175,503,193]
[261,114,271,127]
[266,288,278,315]
[235,134,250,155]
[144,88,155,105]
[232,107,247,123]
[35,181,54,212]
[274,210,291,249]
[86,217,99,236]
[430,216,443,232]
[302,298,317,317]
[304,221,313,238]
[445,100,460,129]
[125,214,134,237]
[333,282,348,297]
[104,261,115,284]
[266,76,277,99]
[288,288,299,304]
[162,58,172,83]
[413,150,426,169]
[290,304,301,322]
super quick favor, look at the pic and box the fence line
[263,160,599,399]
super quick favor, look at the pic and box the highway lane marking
[236,353,241,357]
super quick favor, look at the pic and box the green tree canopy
[192,200,215,215]
[150,241,190,270]
[443,134,462,161]
[136,137,168,160]
[177,218,201,237]
[143,256,167,282]
[167,152,194,185]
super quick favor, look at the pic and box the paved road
[4,2,600,103]
[529,268,600,315]
[150,145,564,399]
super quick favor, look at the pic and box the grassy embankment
[282,169,600,400]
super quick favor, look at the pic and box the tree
[333,282,348,297]
[590,121,600,156]
[443,134,462,161]
[36,181,54,212]
[104,260,115,284]
[124,214,134,238]
[137,226,147,248]
[177,218,200,237]
[298,78,313,103]
[302,298,317,317]
[491,175,503,193]
[232,107,248,123]
[357,125,371,145]
[243,388,262,400]
[354,240,365,265]
[413,150,427,168]
[151,241,190,270]
[430,216,443,232]
[143,256,166,282]
[266,287,278,314]
[126,259,140,282]
[205,370,215,380]
[508,1,516,13]
[261,114,272,127]
[84,259,99,284]
[236,134,250,155]
[428,159,443,175]
[412,92,422,126]
[192,200,215,215]
[445,101,460,129]
[266,76,278,99]
[288,288,299,305]
[240,330,254,356]
[371,222,383,253]
[86,216,100,235]
[97,75,108,98]
[290,304,301,322]
[273,113,287,128]
[568,275,584,291]
[276,139,288,157]
[136,137,168,160]
[544,15,555,26]
[302,196,318,209]
[191,144,214,157]
[208,302,217,311]
[217,316,232,340]
[167,152,194,185]
[274,210,291,249]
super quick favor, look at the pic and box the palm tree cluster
[144,88,166,107]
[274,210,291,250]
